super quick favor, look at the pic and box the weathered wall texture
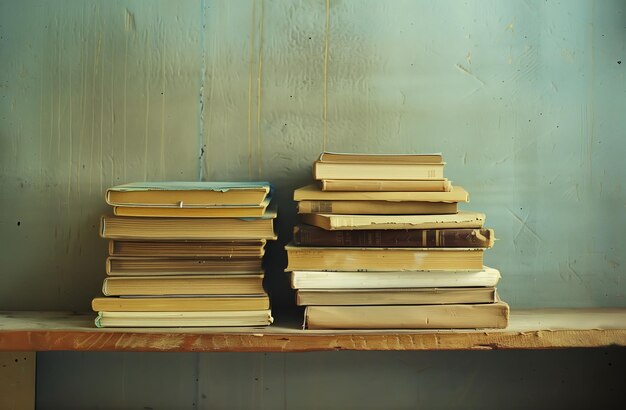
[1,0,625,311]
[1,0,625,407]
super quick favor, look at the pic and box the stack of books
[92,182,277,327]
[288,152,509,330]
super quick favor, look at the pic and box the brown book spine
[293,224,494,248]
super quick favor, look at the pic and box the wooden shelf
[1,309,625,352]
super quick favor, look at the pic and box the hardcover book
[106,181,271,207]
[293,225,494,248]
[300,211,485,231]
[286,245,485,271]
[304,302,509,329]
[290,267,501,289]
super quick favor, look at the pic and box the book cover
[295,287,497,306]
[294,184,468,202]
[286,245,484,271]
[95,310,273,328]
[318,152,443,164]
[290,267,501,289]
[106,181,271,207]
[300,211,485,231]
[320,179,452,192]
[297,200,457,215]
[313,162,444,180]
[304,302,510,329]
[293,225,495,248]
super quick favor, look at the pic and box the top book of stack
[106,181,271,207]
[313,152,450,192]
[105,181,272,218]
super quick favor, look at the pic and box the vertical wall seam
[323,0,330,151]
[198,0,207,181]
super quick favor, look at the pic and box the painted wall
[1,0,625,408]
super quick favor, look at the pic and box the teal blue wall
[1,0,625,408]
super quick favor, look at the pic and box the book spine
[293,225,494,248]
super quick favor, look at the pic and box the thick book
[102,274,265,296]
[313,161,444,180]
[286,245,484,271]
[92,294,270,312]
[300,211,485,231]
[109,240,266,258]
[112,197,271,218]
[106,257,263,275]
[291,267,500,289]
[318,152,443,164]
[293,225,494,248]
[106,181,271,207]
[297,200,457,215]
[320,179,452,192]
[100,211,277,240]
[95,310,273,328]
[294,184,468,202]
[304,302,510,329]
[296,287,497,306]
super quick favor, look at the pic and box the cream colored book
[109,240,266,258]
[112,197,271,218]
[304,302,510,329]
[297,200,457,215]
[286,245,484,271]
[95,310,273,328]
[300,211,485,231]
[106,181,270,207]
[106,257,263,275]
[100,209,277,240]
[296,287,497,306]
[313,161,444,180]
[291,267,501,289]
[294,184,467,202]
[320,179,452,192]
[318,152,444,164]
[102,274,265,296]
[92,294,270,312]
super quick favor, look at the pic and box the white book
[291,267,500,289]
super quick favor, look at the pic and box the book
[106,181,271,207]
[296,287,497,306]
[106,257,263,275]
[293,225,495,248]
[95,310,273,327]
[297,200,457,215]
[300,211,485,231]
[102,274,265,296]
[100,210,277,240]
[294,184,468,202]
[286,245,484,271]
[291,268,500,289]
[109,240,266,258]
[318,152,443,164]
[320,179,452,192]
[92,294,270,312]
[304,302,510,329]
[313,162,444,180]
[112,197,271,218]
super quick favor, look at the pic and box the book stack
[92,182,277,328]
[288,152,509,330]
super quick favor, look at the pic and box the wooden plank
[0,352,35,410]
[0,309,625,352]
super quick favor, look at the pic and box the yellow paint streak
[256,0,264,177]
[247,0,257,178]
